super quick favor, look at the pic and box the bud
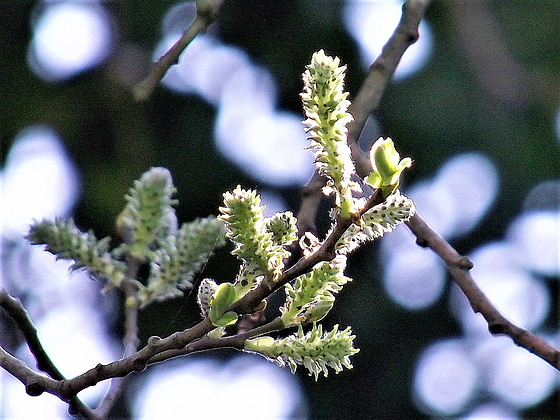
[365,137,412,193]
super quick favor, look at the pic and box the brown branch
[336,0,560,372]
[0,345,60,397]
[0,289,98,419]
[147,317,287,364]
[406,214,560,369]
[347,0,430,175]
[132,0,224,101]
[296,172,327,236]
[0,306,213,405]
[54,317,213,400]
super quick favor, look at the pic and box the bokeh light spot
[215,110,313,186]
[131,355,307,419]
[406,180,458,239]
[460,402,519,420]
[507,210,560,276]
[475,337,559,409]
[413,339,479,416]
[522,179,560,212]
[28,2,114,82]
[432,153,499,238]
[383,245,446,310]
[0,125,79,239]
[260,189,289,217]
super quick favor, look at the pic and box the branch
[186,317,287,353]
[0,344,59,396]
[347,0,430,175]
[296,172,327,237]
[0,306,213,405]
[132,0,224,101]
[3,0,558,414]
[53,318,213,400]
[147,317,287,364]
[406,214,560,370]
[0,289,98,419]
[336,0,560,372]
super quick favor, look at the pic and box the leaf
[212,311,238,327]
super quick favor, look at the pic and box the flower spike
[245,323,359,381]
[301,50,357,219]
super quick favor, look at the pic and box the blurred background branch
[132,0,224,101]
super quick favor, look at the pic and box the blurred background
[1,0,559,418]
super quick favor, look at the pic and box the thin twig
[148,317,287,364]
[6,317,215,402]
[347,0,429,175]
[94,264,141,419]
[0,289,66,380]
[0,344,59,396]
[296,172,327,236]
[132,0,224,101]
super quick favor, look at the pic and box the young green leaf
[208,282,238,326]
[364,138,412,195]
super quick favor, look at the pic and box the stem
[94,258,141,419]
[58,318,213,399]
[147,317,287,364]
[347,0,431,176]
[0,305,213,404]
